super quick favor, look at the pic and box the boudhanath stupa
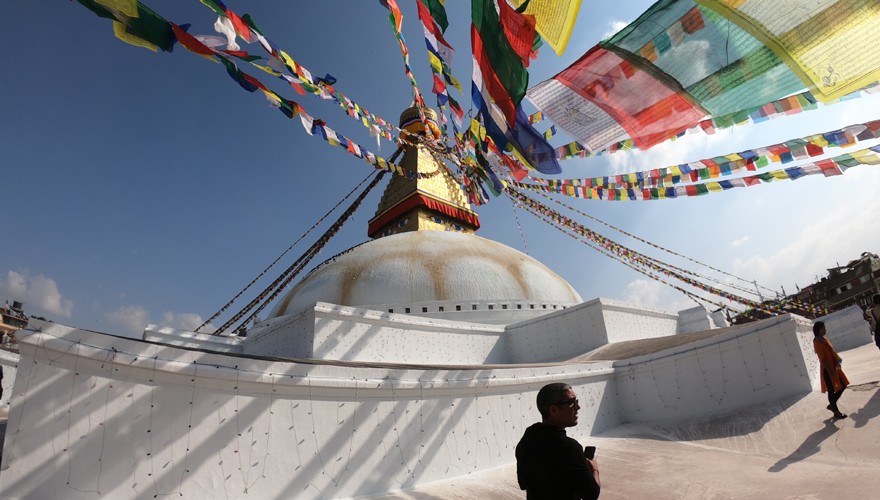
[0,105,874,499]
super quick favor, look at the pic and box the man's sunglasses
[552,397,579,408]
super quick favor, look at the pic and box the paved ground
[371,342,880,500]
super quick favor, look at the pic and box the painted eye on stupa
[432,216,444,224]
[397,219,408,227]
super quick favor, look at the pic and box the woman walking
[813,321,849,419]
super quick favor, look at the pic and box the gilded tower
[368,106,480,238]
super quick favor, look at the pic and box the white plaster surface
[2,307,871,499]
[0,349,18,409]
[0,322,616,500]
[372,341,880,500]
[613,315,817,423]
[266,231,582,318]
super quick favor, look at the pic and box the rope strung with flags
[213,170,387,335]
[508,186,818,317]
[195,170,380,333]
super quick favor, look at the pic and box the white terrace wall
[506,298,679,363]
[601,299,680,342]
[246,303,508,364]
[1,323,619,500]
[370,298,574,325]
[0,348,19,408]
[143,324,246,352]
[819,305,873,351]
[242,307,318,357]
[614,315,818,423]
[677,305,716,334]
[152,298,687,366]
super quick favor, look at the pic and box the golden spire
[368,106,480,239]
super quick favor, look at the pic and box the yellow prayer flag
[706,182,722,192]
[699,0,880,102]
[509,0,582,56]
[851,149,880,165]
[113,21,157,52]
[428,52,444,75]
[445,72,463,92]
[811,135,830,148]
[508,143,535,170]
[771,170,788,180]
[278,50,298,73]
[97,0,138,18]
[252,63,282,77]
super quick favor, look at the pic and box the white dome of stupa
[267,230,581,318]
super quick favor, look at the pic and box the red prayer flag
[171,23,215,57]
[497,0,536,67]
[226,9,253,42]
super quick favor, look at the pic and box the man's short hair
[536,383,572,418]
[813,320,825,336]
[873,294,880,305]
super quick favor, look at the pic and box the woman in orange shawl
[813,321,849,419]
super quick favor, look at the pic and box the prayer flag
[509,0,582,56]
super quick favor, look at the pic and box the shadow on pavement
[848,381,880,428]
[767,418,841,472]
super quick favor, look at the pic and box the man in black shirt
[516,383,600,499]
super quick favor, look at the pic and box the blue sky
[3,1,879,336]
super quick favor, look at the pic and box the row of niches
[380,214,468,237]
[386,302,569,314]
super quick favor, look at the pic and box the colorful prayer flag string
[507,187,792,316]
[516,143,880,201]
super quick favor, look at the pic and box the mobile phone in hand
[584,445,596,459]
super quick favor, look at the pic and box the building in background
[820,252,880,310]
[0,301,26,347]
[734,252,880,324]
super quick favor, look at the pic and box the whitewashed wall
[0,349,18,408]
[369,298,574,325]
[819,305,874,351]
[151,298,692,366]
[601,299,679,342]
[677,305,714,334]
[243,308,317,357]
[143,325,245,352]
[506,301,607,363]
[614,315,817,423]
[0,323,617,500]
[506,299,679,363]
[4,311,856,499]
[246,304,508,364]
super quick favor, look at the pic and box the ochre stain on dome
[268,232,580,319]
[503,258,531,297]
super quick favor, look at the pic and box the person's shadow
[767,419,841,472]
[849,382,880,428]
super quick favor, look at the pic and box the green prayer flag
[422,0,449,33]
[472,0,529,109]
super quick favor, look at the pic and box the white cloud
[105,305,149,337]
[621,278,661,306]
[607,127,736,175]
[601,20,630,40]
[160,311,213,332]
[731,170,880,292]
[730,236,750,248]
[104,306,217,336]
[620,277,717,313]
[0,270,74,317]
